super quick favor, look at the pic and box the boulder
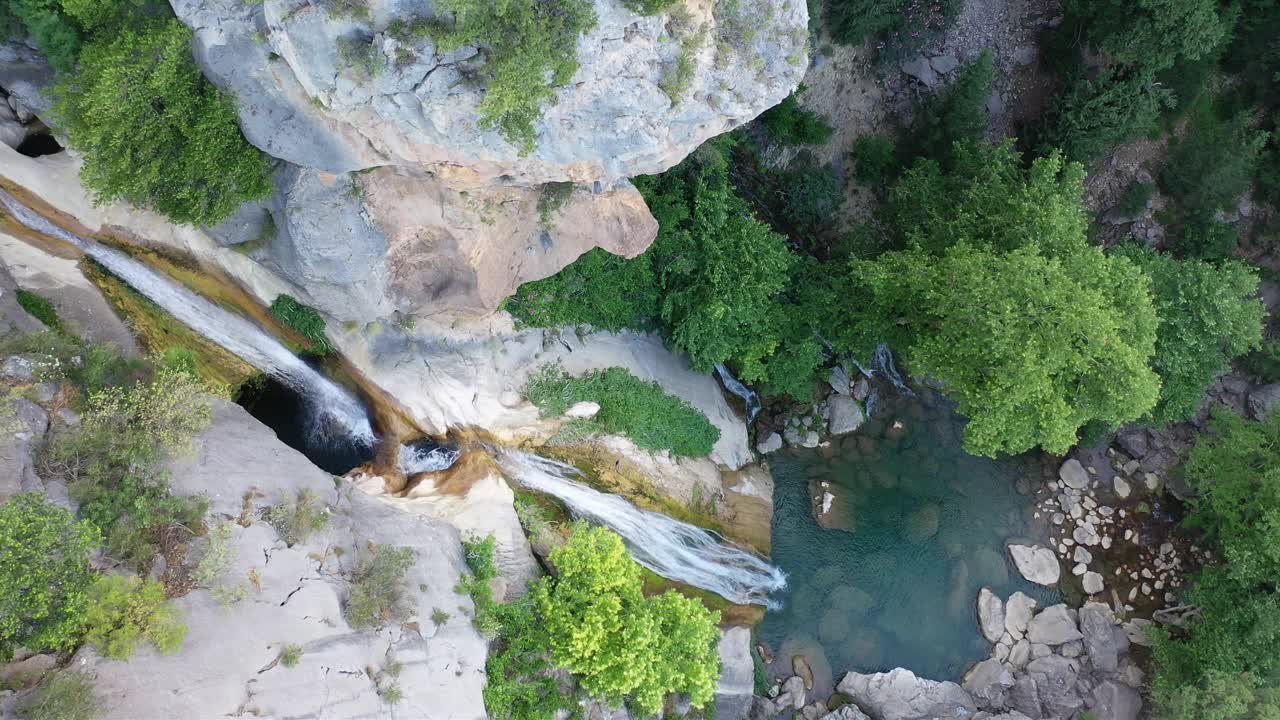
[1006,676,1041,719]
[852,377,870,401]
[0,653,56,689]
[1007,639,1031,670]
[929,54,959,73]
[564,401,602,419]
[1249,384,1280,420]
[829,365,851,395]
[1058,459,1090,489]
[828,395,866,435]
[1115,429,1149,459]
[757,432,784,454]
[962,658,1014,710]
[1008,544,1060,586]
[900,57,939,87]
[1090,681,1142,720]
[1026,605,1083,645]
[1113,475,1131,498]
[820,705,870,720]
[794,656,815,690]
[1026,656,1083,718]
[976,588,1005,644]
[776,675,807,710]
[837,668,976,720]
[1082,571,1105,595]
[0,397,49,501]
[1004,592,1037,637]
[1079,603,1128,673]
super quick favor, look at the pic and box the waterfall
[495,449,786,607]
[399,440,461,474]
[1,191,375,446]
[715,363,761,424]
[852,343,913,397]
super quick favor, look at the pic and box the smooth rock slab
[837,668,976,720]
[1008,544,1060,586]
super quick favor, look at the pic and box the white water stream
[496,449,787,606]
[0,191,374,444]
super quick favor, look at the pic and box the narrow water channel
[760,388,1060,690]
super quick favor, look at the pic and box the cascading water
[495,449,787,607]
[852,342,913,397]
[0,191,375,447]
[715,363,761,424]
[399,440,461,474]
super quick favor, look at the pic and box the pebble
[1052,513,1065,525]
[1101,537,1112,549]
[1128,587,1138,601]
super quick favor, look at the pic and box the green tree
[52,20,273,226]
[6,0,82,73]
[1153,411,1280,698]
[1117,245,1263,424]
[82,575,187,658]
[504,247,659,332]
[0,494,100,660]
[1069,0,1234,71]
[1161,108,1269,213]
[840,243,1160,456]
[902,50,993,164]
[759,90,835,147]
[1157,670,1280,720]
[1033,66,1174,162]
[534,524,720,715]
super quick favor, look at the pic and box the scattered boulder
[900,57,939,87]
[829,366,851,395]
[1026,605,1084,645]
[1058,459,1090,489]
[828,395,866,435]
[1248,384,1280,420]
[930,55,959,73]
[837,668,976,720]
[852,377,870,401]
[776,675,807,710]
[757,432,784,455]
[976,588,1005,644]
[1004,593,1037,638]
[1079,604,1128,673]
[1082,571,1105,595]
[564,401,601,419]
[1008,544,1060,586]
[1090,681,1142,720]
[1112,475,1131,499]
[962,658,1015,709]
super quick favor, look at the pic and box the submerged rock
[1058,459,1090,489]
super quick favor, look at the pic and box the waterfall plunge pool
[759,388,1059,693]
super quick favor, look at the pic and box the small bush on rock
[345,546,416,629]
[83,575,187,658]
[0,494,100,661]
[268,295,335,355]
[16,290,62,332]
[267,489,329,546]
[851,134,899,184]
[524,365,720,457]
[280,644,303,668]
[759,90,835,146]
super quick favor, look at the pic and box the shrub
[1161,108,1269,214]
[16,290,62,332]
[336,35,385,78]
[52,20,273,226]
[0,494,100,660]
[524,365,720,457]
[1117,245,1263,425]
[83,575,187,658]
[6,0,82,73]
[345,546,416,629]
[430,0,597,153]
[280,644,303,668]
[381,684,404,705]
[759,90,835,146]
[268,295,334,355]
[504,247,659,331]
[16,672,98,720]
[536,182,575,226]
[1032,67,1174,162]
[1171,213,1241,260]
[460,534,500,636]
[267,489,329,546]
[45,365,212,569]
[623,0,678,12]
[1157,670,1280,720]
[534,524,720,716]
[430,607,450,625]
[659,28,705,104]
[851,134,898,184]
[320,0,370,21]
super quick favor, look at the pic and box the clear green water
[760,389,1059,688]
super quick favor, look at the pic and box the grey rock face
[828,395,866,435]
[83,400,490,720]
[716,627,756,718]
[1008,544,1060,586]
[1026,604,1083,645]
[820,705,870,720]
[1249,384,1280,420]
[837,668,976,720]
[0,397,49,501]
[171,0,807,183]
[977,588,1005,644]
